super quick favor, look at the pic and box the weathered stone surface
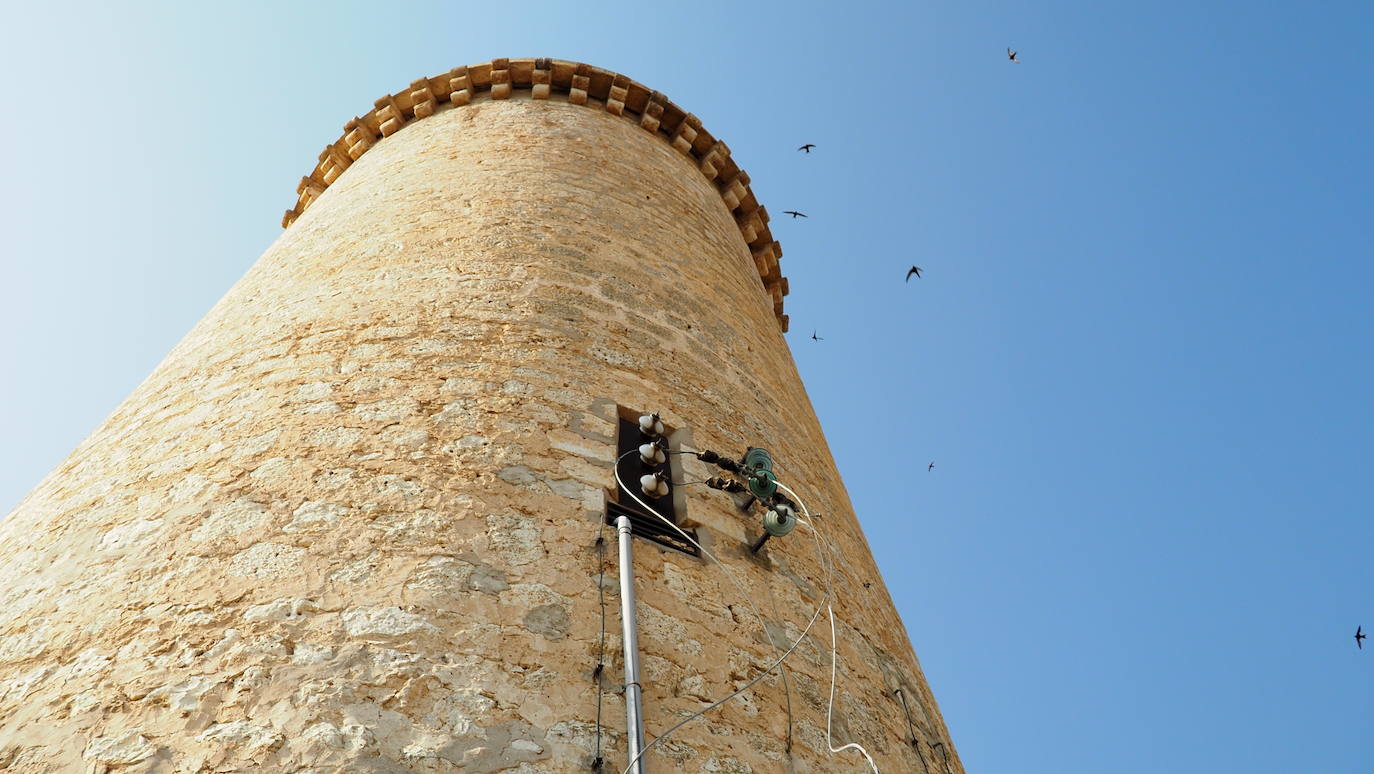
[0,61,961,774]
[146,675,216,712]
[522,604,571,640]
[197,721,284,750]
[243,597,319,621]
[341,607,440,639]
[98,517,163,551]
[191,498,269,542]
[285,501,349,533]
[228,542,306,578]
[83,731,156,765]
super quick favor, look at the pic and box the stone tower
[0,59,963,773]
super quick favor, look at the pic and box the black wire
[593,521,608,772]
[894,686,920,752]
[612,447,800,767]
[933,740,953,774]
[780,652,794,754]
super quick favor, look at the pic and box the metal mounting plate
[605,501,700,557]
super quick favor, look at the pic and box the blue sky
[1,1,1369,771]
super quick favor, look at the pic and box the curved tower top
[282,58,789,331]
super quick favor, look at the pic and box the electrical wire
[878,657,922,756]
[612,450,806,773]
[776,480,879,773]
[932,741,954,774]
[616,448,888,773]
[592,518,608,772]
[614,448,787,670]
[619,592,827,774]
[893,686,921,755]
[632,456,905,774]
[775,480,881,774]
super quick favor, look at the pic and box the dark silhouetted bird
[906,266,922,281]
[928,461,934,472]
[863,582,872,589]
[1008,48,1020,63]
[1358,626,1367,649]
[811,330,822,341]
[798,143,816,153]
[783,211,807,218]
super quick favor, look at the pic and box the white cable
[613,452,778,658]
[613,451,880,773]
[613,450,815,774]
[619,590,828,774]
[776,480,881,774]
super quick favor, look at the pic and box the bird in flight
[811,330,823,341]
[906,266,923,281]
[1358,626,1367,649]
[798,143,816,153]
[1007,47,1020,63]
[783,210,808,218]
[928,461,934,472]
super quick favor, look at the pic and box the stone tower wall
[0,60,963,774]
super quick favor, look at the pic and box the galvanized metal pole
[615,515,647,773]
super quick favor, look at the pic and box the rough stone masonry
[0,59,964,773]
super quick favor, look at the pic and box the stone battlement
[282,58,790,330]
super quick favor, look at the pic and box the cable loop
[613,450,806,774]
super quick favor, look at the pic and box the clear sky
[1,1,1369,771]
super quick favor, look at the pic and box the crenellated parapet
[282,58,789,330]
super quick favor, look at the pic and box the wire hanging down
[775,480,882,774]
[611,443,890,774]
[932,741,954,774]
[893,687,921,751]
[613,450,811,774]
[591,521,608,772]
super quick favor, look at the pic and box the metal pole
[615,515,647,773]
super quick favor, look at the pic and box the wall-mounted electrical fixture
[750,501,798,554]
[639,470,670,498]
[638,412,666,438]
[763,502,797,536]
[742,447,778,501]
[697,445,802,554]
[638,437,667,466]
[607,407,699,556]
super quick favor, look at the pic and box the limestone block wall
[281,58,787,332]
[0,60,963,774]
